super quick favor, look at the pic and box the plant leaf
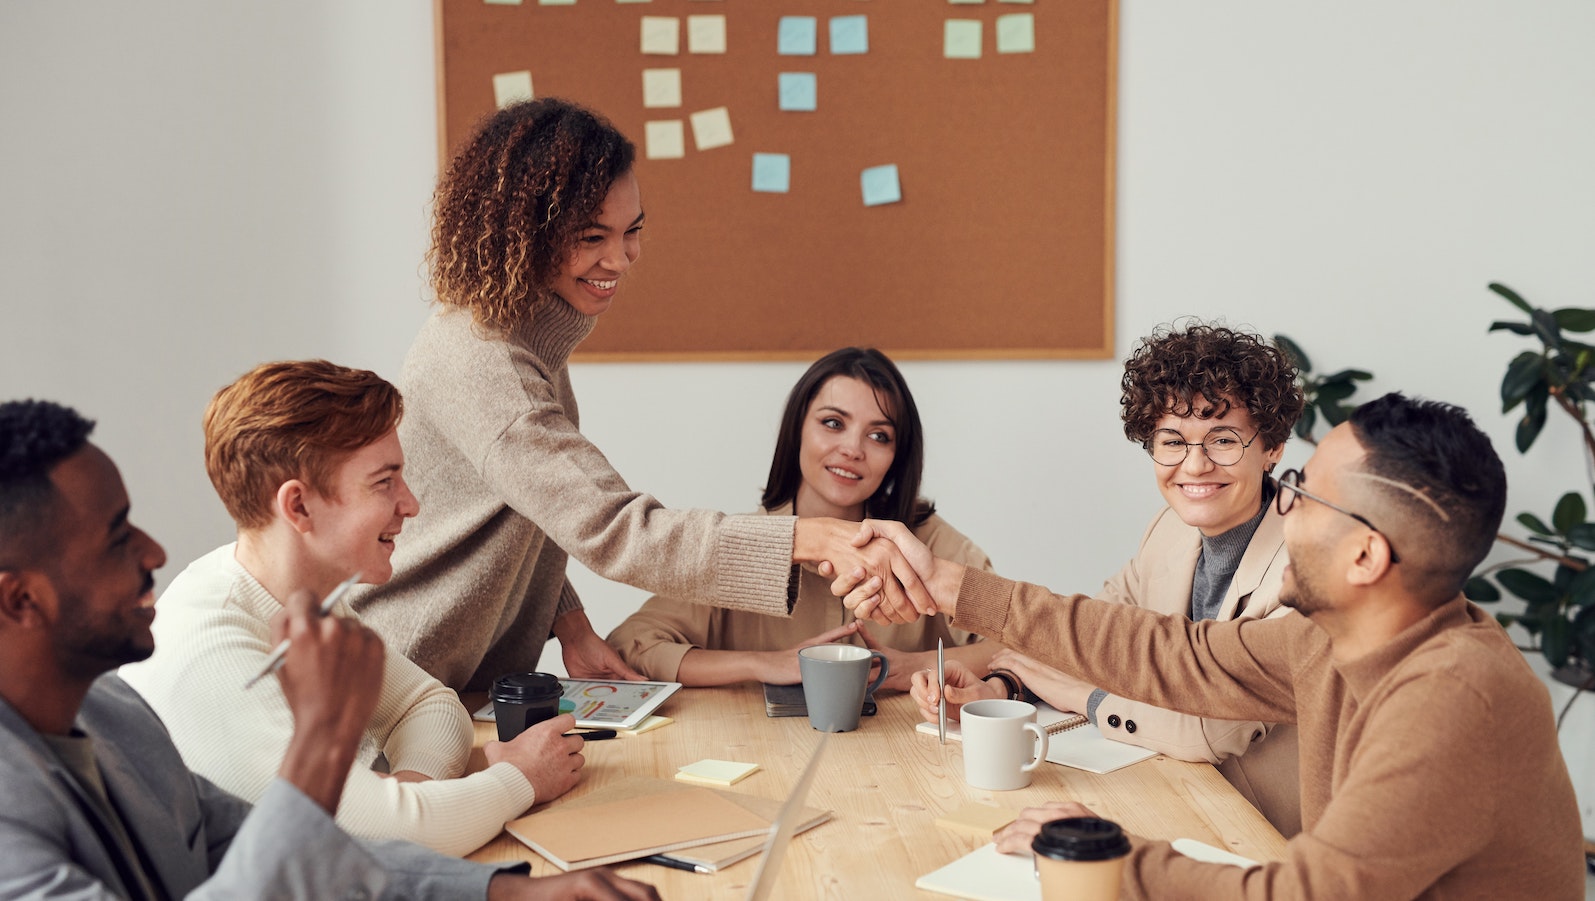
[1531,309,1564,351]
[1541,616,1571,668]
[1517,512,1554,535]
[1553,308,1595,333]
[1570,567,1595,607]
[1463,576,1501,602]
[1500,351,1544,411]
[1553,492,1587,534]
[1488,321,1535,336]
[1489,282,1534,314]
[1495,568,1559,604]
[1567,523,1595,551]
[1321,401,1351,427]
[1515,396,1548,453]
[1320,368,1374,383]
[1316,382,1357,404]
[1273,334,1311,373]
[1295,404,1316,441]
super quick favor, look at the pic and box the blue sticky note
[829,15,868,55]
[778,73,817,111]
[778,16,817,55]
[752,153,791,193]
[860,164,901,207]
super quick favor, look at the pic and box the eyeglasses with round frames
[1143,427,1260,467]
[1274,468,1402,564]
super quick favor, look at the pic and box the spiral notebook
[915,702,1156,775]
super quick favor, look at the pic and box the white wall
[4,0,1592,835]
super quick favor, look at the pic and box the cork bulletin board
[435,0,1117,360]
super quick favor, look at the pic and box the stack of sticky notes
[934,802,1021,841]
[619,715,673,737]
[676,759,761,787]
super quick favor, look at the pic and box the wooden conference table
[463,686,1286,899]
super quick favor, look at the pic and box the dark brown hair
[761,348,934,526]
[204,360,403,530]
[428,98,635,332]
[1121,321,1304,450]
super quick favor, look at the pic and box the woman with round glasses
[912,321,1308,836]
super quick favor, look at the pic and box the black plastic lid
[490,672,563,704]
[1031,817,1131,862]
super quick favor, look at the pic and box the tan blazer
[1090,504,1302,836]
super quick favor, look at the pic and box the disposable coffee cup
[1031,817,1132,901]
[490,672,563,742]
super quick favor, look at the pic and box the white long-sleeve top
[121,544,536,856]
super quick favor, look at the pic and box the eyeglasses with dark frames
[1274,468,1401,564]
[1143,427,1260,467]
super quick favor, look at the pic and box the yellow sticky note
[642,68,681,108]
[676,759,760,786]
[644,120,685,159]
[687,14,727,54]
[689,106,733,151]
[492,71,533,108]
[935,802,1021,839]
[996,13,1034,53]
[620,715,673,736]
[640,16,680,55]
[943,19,982,59]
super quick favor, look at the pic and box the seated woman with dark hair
[607,348,995,690]
[912,321,1307,836]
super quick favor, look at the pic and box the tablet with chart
[475,679,682,731]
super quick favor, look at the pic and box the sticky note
[676,759,761,786]
[538,0,574,4]
[492,71,533,109]
[778,72,817,111]
[948,0,984,4]
[944,20,982,59]
[687,14,727,53]
[996,13,1034,53]
[615,0,652,4]
[861,164,902,206]
[752,153,791,193]
[642,68,681,108]
[640,16,680,55]
[689,106,734,150]
[619,715,672,736]
[778,16,817,55]
[644,120,685,159]
[829,15,868,55]
[484,0,523,6]
[998,0,1035,4]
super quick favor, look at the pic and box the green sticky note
[778,72,817,111]
[829,15,868,55]
[996,13,1034,53]
[752,153,791,193]
[861,164,902,207]
[944,19,982,59]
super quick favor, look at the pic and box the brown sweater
[607,505,992,680]
[353,301,797,691]
[955,568,1585,900]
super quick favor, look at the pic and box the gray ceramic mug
[798,643,889,732]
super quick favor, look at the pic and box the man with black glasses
[848,392,1584,899]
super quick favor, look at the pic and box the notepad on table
[915,843,1039,901]
[915,702,1155,775]
[914,701,1085,741]
[505,783,770,871]
[677,759,760,786]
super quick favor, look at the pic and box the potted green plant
[1460,283,1595,726]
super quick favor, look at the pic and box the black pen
[569,729,618,741]
[639,854,709,874]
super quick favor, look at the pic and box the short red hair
[204,360,403,530]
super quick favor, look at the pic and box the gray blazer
[0,675,508,900]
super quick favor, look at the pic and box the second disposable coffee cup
[490,672,563,742]
[1031,817,1132,901]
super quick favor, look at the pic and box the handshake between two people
[801,518,966,626]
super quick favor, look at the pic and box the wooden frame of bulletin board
[435,0,1117,361]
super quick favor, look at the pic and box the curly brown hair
[1120,322,1304,450]
[428,98,635,332]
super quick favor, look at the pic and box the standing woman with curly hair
[353,98,931,692]
[907,320,1309,837]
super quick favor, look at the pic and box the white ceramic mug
[960,699,1049,791]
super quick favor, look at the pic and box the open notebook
[916,702,1156,775]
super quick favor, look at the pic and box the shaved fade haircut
[0,400,96,568]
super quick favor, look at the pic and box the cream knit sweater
[354,299,798,691]
[121,545,536,856]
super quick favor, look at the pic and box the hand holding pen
[245,571,362,689]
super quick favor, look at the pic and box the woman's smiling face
[793,376,897,521]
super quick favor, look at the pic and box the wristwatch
[985,668,1024,701]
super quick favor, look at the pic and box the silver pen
[937,638,947,744]
[243,571,362,690]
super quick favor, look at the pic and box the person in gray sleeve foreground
[0,399,658,901]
